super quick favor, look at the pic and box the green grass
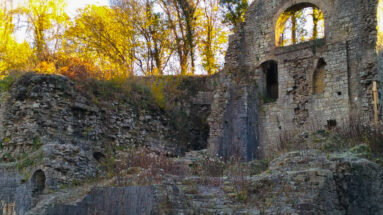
[0,71,23,92]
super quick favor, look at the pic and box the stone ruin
[1,0,383,213]
[208,0,383,160]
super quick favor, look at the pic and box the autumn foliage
[0,0,249,80]
[56,57,99,80]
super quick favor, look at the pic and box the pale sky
[65,0,109,17]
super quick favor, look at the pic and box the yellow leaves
[150,80,166,109]
[16,0,69,59]
[197,0,228,74]
[35,61,56,74]
[0,4,33,74]
[377,0,383,52]
[65,4,136,78]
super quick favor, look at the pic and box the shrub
[56,57,100,80]
[111,147,177,185]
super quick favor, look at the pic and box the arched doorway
[31,170,46,197]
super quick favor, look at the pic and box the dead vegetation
[277,113,383,160]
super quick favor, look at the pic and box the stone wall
[46,187,158,215]
[377,0,383,120]
[207,71,260,161]
[0,73,215,207]
[0,165,32,215]
[209,0,383,158]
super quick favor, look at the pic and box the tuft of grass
[349,144,373,159]
[16,157,35,171]
[0,71,23,92]
[2,152,15,162]
[32,137,42,151]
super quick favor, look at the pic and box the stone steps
[171,149,207,175]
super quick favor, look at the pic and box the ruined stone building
[208,0,383,159]
[2,0,383,213]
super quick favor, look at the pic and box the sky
[13,0,110,43]
[64,0,109,17]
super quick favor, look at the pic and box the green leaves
[219,0,248,31]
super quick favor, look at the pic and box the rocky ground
[23,144,383,215]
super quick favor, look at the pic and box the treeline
[0,0,249,79]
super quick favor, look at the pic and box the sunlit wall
[377,0,383,117]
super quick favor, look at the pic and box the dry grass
[110,147,178,186]
[276,112,383,155]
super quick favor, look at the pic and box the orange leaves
[57,57,99,80]
[32,54,101,81]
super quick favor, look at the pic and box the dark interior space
[262,60,279,100]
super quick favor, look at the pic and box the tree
[197,0,228,74]
[112,0,173,76]
[159,0,199,75]
[65,5,136,78]
[311,7,323,40]
[16,0,69,61]
[219,0,248,31]
[0,0,33,75]
[177,0,199,74]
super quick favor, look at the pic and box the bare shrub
[225,156,251,202]
[335,112,383,153]
[111,147,176,185]
[190,152,225,186]
[276,111,383,154]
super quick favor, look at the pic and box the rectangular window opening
[327,120,337,130]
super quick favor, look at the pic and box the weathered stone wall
[46,187,158,215]
[207,71,260,161]
[0,73,215,209]
[0,165,32,215]
[209,0,383,158]
[377,0,383,120]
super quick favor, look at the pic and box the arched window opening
[31,170,46,197]
[313,58,326,95]
[276,4,324,47]
[262,60,279,101]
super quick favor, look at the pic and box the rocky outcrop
[40,150,383,215]
[249,150,383,214]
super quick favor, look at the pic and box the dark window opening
[313,58,327,95]
[337,91,342,96]
[31,170,46,197]
[262,60,279,101]
[327,120,337,130]
[93,152,106,162]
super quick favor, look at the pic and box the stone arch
[313,58,327,95]
[261,60,279,101]
[273,1,331,47]
[31,170,46,197]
